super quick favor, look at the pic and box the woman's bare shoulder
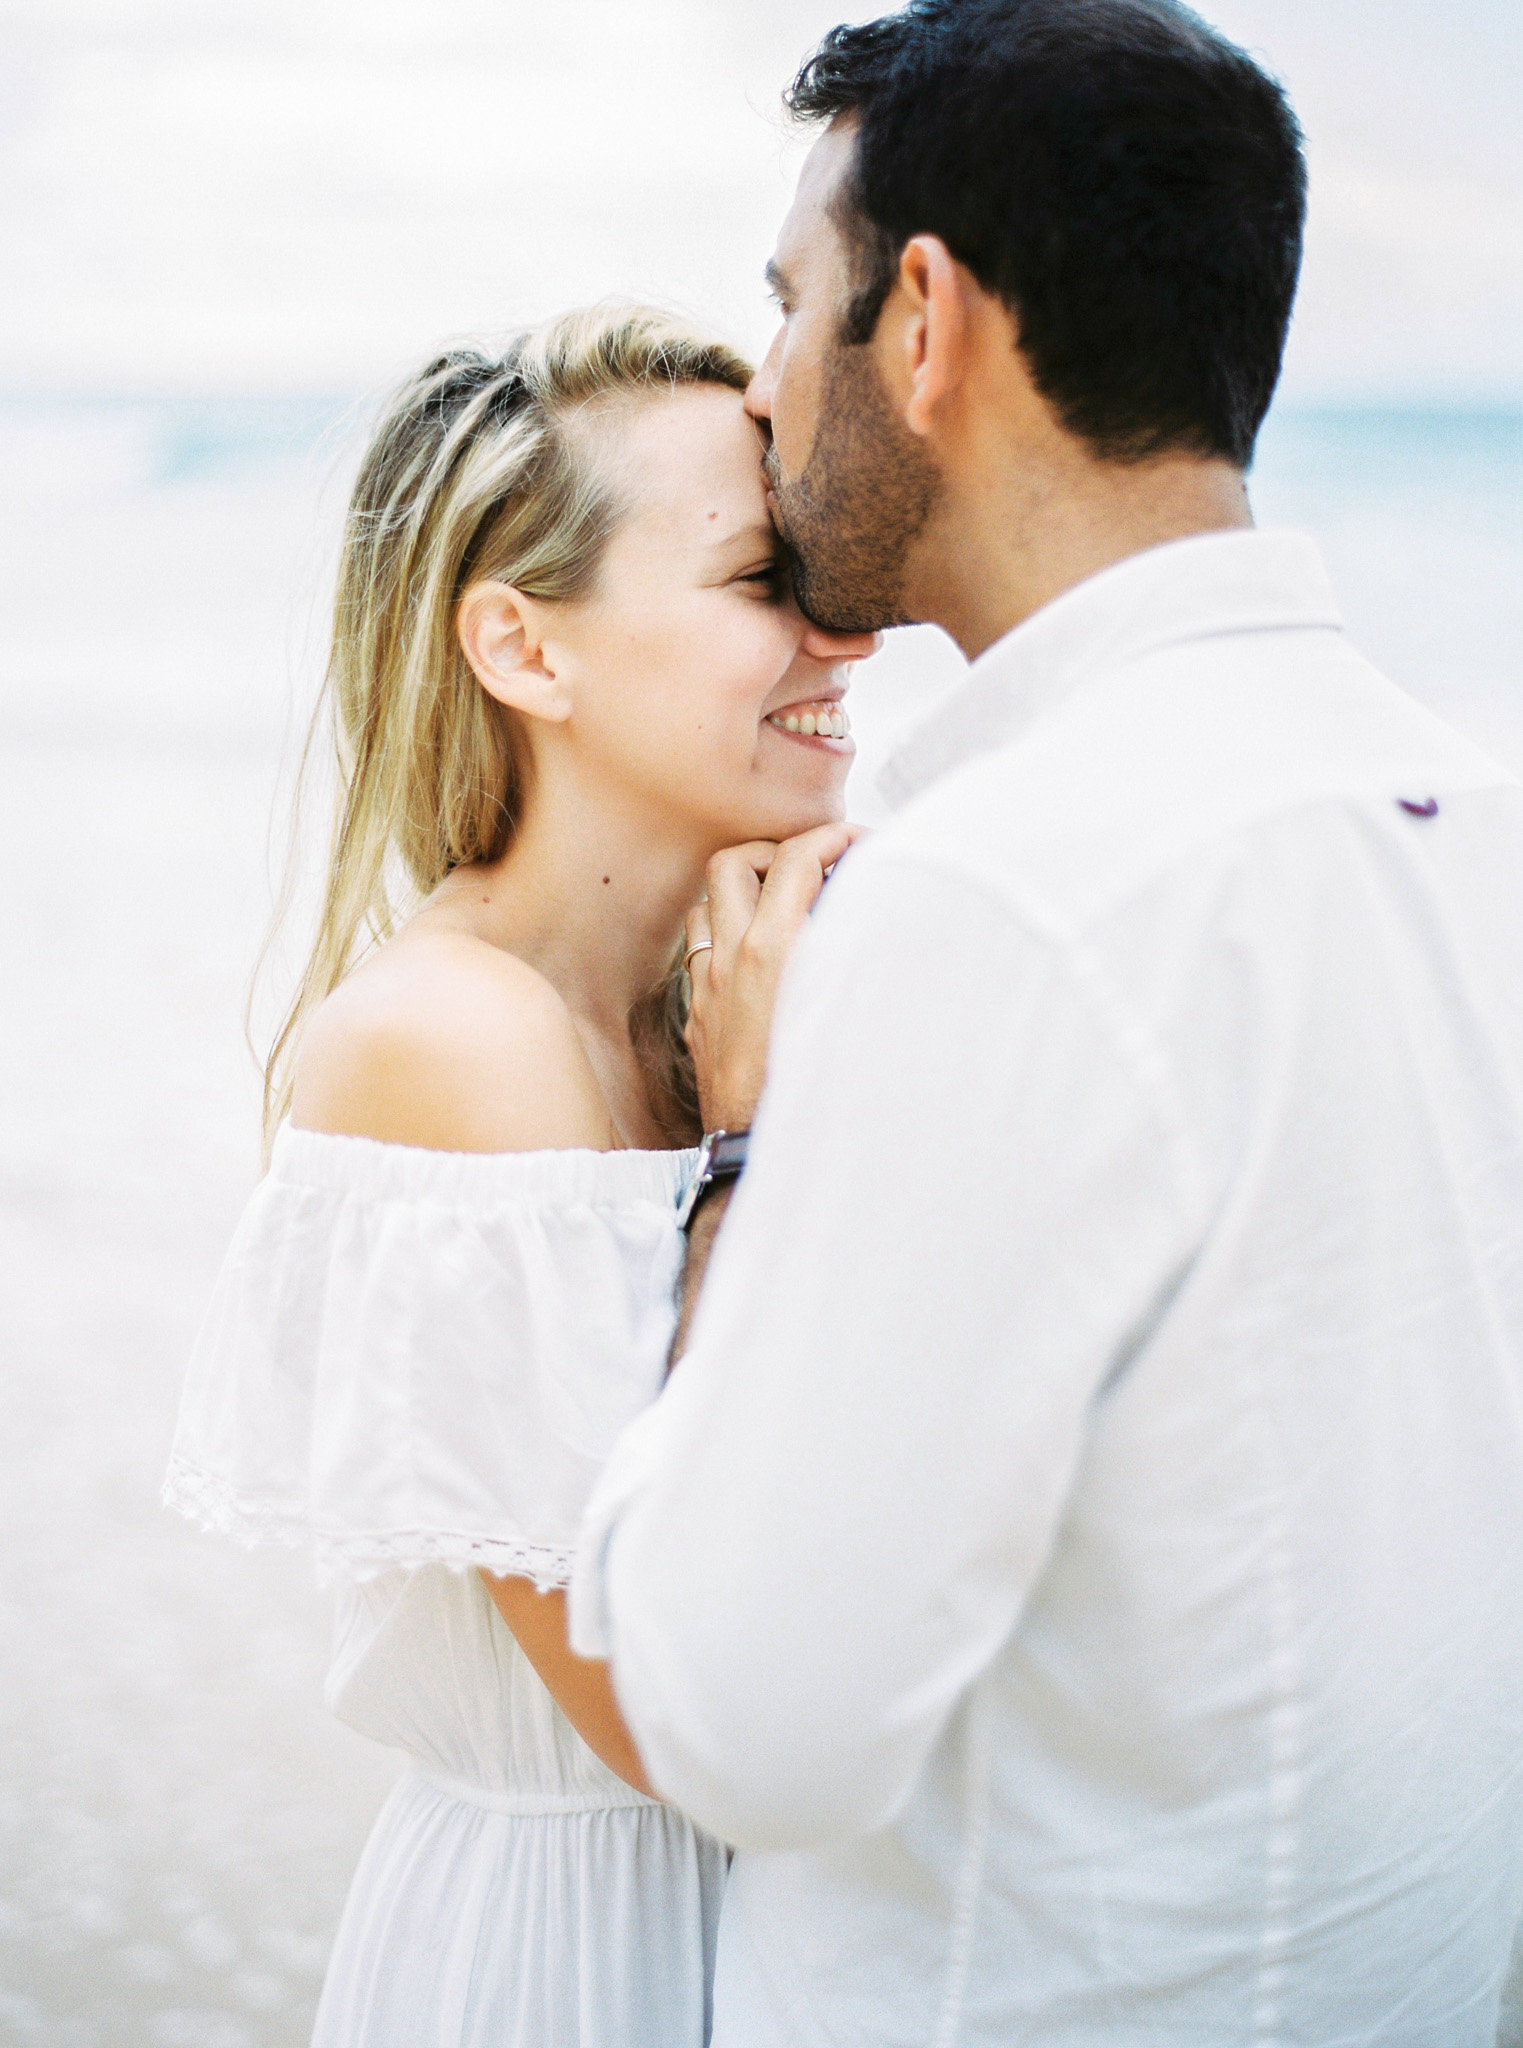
[289,930,615,1155]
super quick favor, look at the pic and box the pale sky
[1,0,1519,401]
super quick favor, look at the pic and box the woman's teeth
[766,703,851,740]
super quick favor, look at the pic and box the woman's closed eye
[736,560,787,600]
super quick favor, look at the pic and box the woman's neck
[443,774,707,1038]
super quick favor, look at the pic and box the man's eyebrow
[764,258,794,300]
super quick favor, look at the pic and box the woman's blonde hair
[261,304,753,1151]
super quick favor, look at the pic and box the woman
[164,304,873,2046]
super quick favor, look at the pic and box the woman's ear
[457,581,572,724]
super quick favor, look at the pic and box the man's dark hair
[787,0,1306,466]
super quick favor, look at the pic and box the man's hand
[684,822,864,1132]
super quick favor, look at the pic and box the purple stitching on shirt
[1397,796,1440,818]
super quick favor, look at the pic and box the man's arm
[572,844,1203,1849]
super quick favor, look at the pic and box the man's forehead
[773,119,857,277]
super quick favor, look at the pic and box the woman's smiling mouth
[765,699,852,743]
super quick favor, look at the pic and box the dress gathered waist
[407,1764,658,1816]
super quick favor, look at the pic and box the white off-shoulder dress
[164,1125,725,2048]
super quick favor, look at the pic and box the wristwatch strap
[676,1128,750,1231]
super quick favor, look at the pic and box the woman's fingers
[704,842,776,960]
[683,822,868,1130]
[748,822,864,943]
[682,902,714,1005]
[707,823,863,953]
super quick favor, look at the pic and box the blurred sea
[1,396,1520,2047]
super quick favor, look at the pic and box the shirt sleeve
[571,841,1204,1849]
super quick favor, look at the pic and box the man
[572,1,1523,2039]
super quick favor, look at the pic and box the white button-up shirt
[572,530,1523,2046]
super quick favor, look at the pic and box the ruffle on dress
[164,1125,698,1587]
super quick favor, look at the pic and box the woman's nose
[799,623,883,663]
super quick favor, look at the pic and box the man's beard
[765,343,941,635]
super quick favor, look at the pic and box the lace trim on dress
[162,1453,576,1589]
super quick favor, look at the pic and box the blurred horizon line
[8,388,1521,426]
[6,388,1518,502]
[5,389,1519,416]
[4,383,1522,407]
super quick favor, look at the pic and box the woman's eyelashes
[738,560,787,600]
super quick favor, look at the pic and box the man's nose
[800,625,883,663]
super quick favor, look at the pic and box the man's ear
[457,581,572,723]
[890,234,972,438]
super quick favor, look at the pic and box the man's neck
[913,448,1253,663]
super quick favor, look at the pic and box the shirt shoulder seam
[850,841,1212,1229]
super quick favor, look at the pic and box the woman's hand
[684,822,866,1133]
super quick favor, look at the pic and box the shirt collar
[876,528,1344,813]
